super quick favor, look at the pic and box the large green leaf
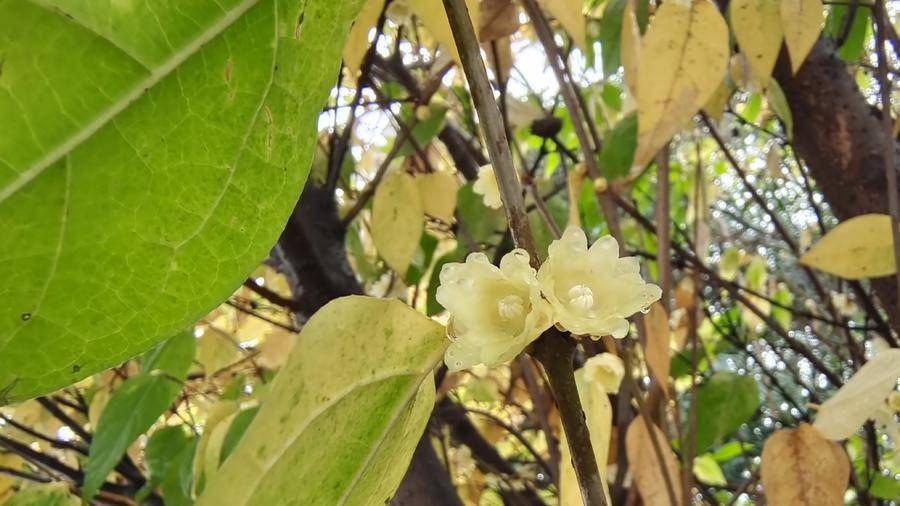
[0,0,362,403]
[83,332,195,501]
[691,372,760,452]
[197,296,446,506]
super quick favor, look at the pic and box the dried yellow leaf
[537,0,586,48]
[643,303,671,386]
[780,0,824,73]
[799,213,896,279]
[415,171,459,223]
[342,0,386,77]
[372,170,424,276]
[730,0,783,86]
[634,0,729,167]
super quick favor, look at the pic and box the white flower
[437,249,553,371]
[538,226,662,338]
[582,353,626,393]
[472,164,503,209]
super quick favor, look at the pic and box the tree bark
[774,38,900,333]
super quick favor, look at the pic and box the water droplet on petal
[640,306,650,314]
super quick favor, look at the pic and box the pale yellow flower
[472,164,503,209]
[582,353,625,393]
[437,249,553,371]
[538,226,662,338]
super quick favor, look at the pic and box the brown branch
[442,2,605,503]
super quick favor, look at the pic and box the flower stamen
[497,295,525,320]
[567,284,594,311]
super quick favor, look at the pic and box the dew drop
[454,361,463,368]
[639,306,651,314]
[20,313,31,321]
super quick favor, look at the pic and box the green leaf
[693,454,728,486]
[219,405,259,464]
[142,425,198,506]
[456,182,507,243]
[196,296,446,506]
[396,105,449,157]
[691,372,759,452]
[5,483,79,506]
[598,112,637,179]
[83,332,195,501]
[0,0,363,403]
[599,0,627,76]
[869,473,900,500]
[825,5,871,62]
[404,233,439,286]
[142,331,197,377]
[427,247,466,316]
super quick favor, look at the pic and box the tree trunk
[774,38,900,334]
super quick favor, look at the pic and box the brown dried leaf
[625,419,684,506]
[479,0,520,41]
[760,423,849,505]
[643,303,671,386]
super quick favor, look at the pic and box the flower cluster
[437,226,662,371]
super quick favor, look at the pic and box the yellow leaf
[560,364,614,505]
[408,0,480,63]
[621,0,641,97]
[537,0,586,48]
[258,328,296,370]
[634,0,729,167]
[702,79,733,121]
[760,423,849,505]
[88,388,110,429]
[799,214,896,279]
[342,0,386,78]
[780,0,824,73]
[693,454,727,486]
[197,328,241,376]
[0,452,24,502]
[643,303,671,386]
[415,171,459,222]
[566,163,587,227]
[372,170,424,276]
[625,419,684,506]
[813,348,900,440]
[730,0,783,86]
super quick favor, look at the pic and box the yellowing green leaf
[766,78,794,136]
[372,171,424,276]
[415,171,459,222]
[537,0,586,48]
[702,79,734,121]
[633,0,729,167]
[197,328,241,376]
[626,419,684,506]
[0,0,364,403]
[693,454,727,486]
[196,296,446,506]
[799,214,896,279]
[761,423,849,505]
[621,0,641,97]
[730,0,783,86]
[343,0,386,77]
[813,348,900,440]
[6,483,80,506]
[780,0,824,73]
